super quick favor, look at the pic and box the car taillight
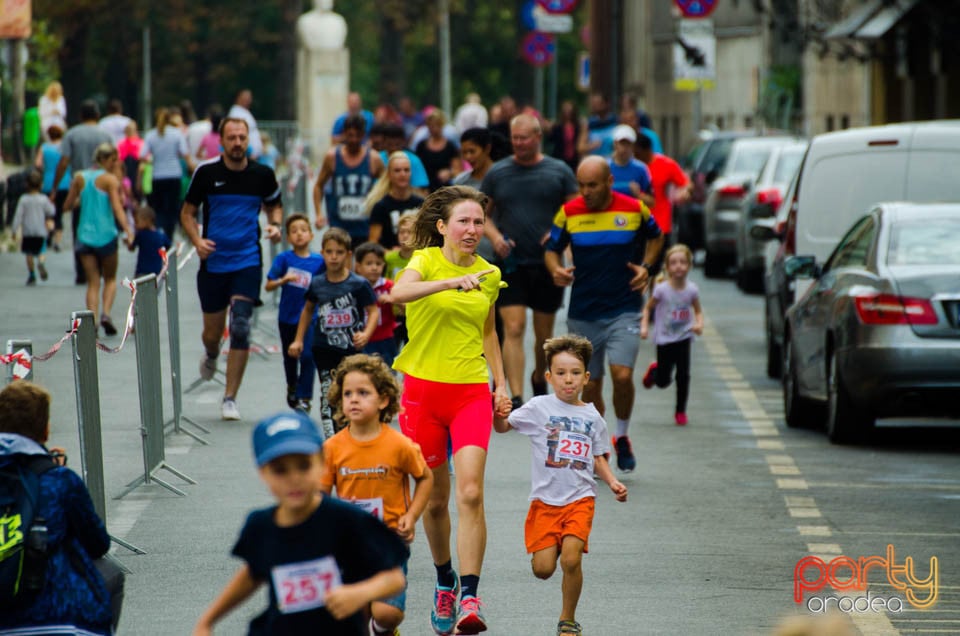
[718,184,746,198]
[756,188,782,209]
[854,294,938,325]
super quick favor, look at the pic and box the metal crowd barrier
[116,275,196,499]
[70,310,144,555]
[162,246,211,444]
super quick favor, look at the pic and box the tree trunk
[276,0,303,120]
[379,13,406,105]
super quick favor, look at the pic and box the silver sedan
[782,203,960,443]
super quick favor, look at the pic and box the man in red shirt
[636,133,691,242]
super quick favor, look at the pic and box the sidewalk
[0,236,799,634]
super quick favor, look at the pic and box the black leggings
[654,338,691,414]
[148,177,183,238]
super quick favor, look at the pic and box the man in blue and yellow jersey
[544,156,663,473]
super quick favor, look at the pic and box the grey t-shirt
[480,156,577,266]
[62,124,113,173]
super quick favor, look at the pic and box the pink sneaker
[675,412,688,426]
[642,362,657,389]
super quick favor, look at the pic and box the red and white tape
[96,279,137,354]
[0,318,82,379]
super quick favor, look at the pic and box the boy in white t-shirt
[494,335,627,636]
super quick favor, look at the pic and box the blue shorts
[364,337,398,368]
[196,265,262,314]
[567,312,641,378]
[380,558,409,611]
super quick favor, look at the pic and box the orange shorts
[524,497,595,554]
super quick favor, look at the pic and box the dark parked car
[782,203,960,443]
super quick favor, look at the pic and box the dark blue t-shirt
[608,157,653,199]
[232,496,409,636]
[304,272,376,353]
[184,157,282,273]
[133,228,173,276]
[267,250,326,324]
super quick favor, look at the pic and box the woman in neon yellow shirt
[390,185,511,634]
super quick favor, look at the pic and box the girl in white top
[640,244,704,426]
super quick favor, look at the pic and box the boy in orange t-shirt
[320,354,433,636]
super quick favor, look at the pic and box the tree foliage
[28,0,589,125]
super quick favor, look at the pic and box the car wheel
[783,336,816,428]
[704,250,725,278]
[826,349,874,444]
[765,307,781,379]
[742,267,764,294]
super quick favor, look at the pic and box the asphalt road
[1,235,957,635]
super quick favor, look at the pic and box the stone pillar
[296,0,349,162]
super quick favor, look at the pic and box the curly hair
[327,354,401,428]
[411,185,488,249]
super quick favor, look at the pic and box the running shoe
[101,316,118,336]
[531,371,548,397]
[454,596,487,634]
[369,617,400,635]
[557,620,583,635]
[642,361,657,389]
[431,572,459,635]
[295,399,311,414]
[675,412,688,426]
[613,435,636,472]
[199,353,218,381]
[26,274,36,286]
[286,386,298,409]
[221,398,241,421]
[38,263,48,281]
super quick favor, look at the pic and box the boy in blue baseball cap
[194,411,409,635]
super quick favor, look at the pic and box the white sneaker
[221,398,241,421]
[199,353,218,381]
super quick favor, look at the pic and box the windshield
[773,148,805,184]
[887,217,960,265]
[730,146,774,176]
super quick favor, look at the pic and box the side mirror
[784,255,820,279]
[750,224,778,242]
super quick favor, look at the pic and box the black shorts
[21,236,45,255]
[76,238,119,258]
[497,263,565,313]
[197,265,263,314]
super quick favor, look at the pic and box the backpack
[0,453,56,604]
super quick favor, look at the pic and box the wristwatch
[640,262,653,273]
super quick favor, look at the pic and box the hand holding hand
[493,386,512,418]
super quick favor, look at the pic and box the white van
[760,121,960,378]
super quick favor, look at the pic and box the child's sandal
[557,619,583,635]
